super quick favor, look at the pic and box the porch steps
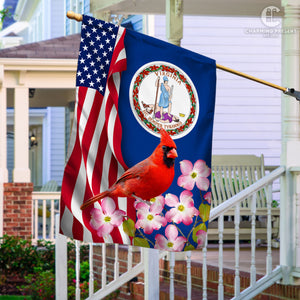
[130,259,300,299]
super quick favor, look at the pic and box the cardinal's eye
[162,146,167,151]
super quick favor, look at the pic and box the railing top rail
[32,191,61,199]
[209,166,285,221]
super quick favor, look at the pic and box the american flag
[60,15,134,243]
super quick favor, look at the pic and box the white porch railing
[54,166,286,299]
[32,191,60,244]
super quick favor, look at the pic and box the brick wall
[3,182,33,240]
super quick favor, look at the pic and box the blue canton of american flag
[76,19,119,94]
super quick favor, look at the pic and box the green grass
[0,296,31,300]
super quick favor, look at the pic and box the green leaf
[199,203,211,222]
[192,223,207,243]
[123,219,136,237]
[184,244,195,251]
[133,237,150,248]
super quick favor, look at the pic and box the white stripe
[107,103,117,157]
[65,87,79,162]
[116,26,125,44]
[83,227,93,242]
[118,197,131,245]
[86,91,106,191]
[100,145,113,193]
[60,206,74,238]
[116,48,126,62]
[107,72,121,158]
[70,159,86,225]
[78,88,95,149]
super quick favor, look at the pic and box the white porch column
[166,0,183,46]
[280,0,300,283]
[0,86,8,182]
[13,87,30,182]
[0,84,8,238]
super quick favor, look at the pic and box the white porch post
[0,83,8,237]
[144,248,160,299]
[280,0,300,283]
[13,87,31,182]
[166,0,183,46]
[0,85,8,182]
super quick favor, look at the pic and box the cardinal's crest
[129,61,199,139]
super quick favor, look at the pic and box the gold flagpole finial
[66,11,83,22]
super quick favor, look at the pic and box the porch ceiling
[91,0,283,17]
[6,88,76,108]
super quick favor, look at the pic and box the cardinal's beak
[167,148,178,159]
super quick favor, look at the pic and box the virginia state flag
[60,14,216,252]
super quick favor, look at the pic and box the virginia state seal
[129,61,199,139]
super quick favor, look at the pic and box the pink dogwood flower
[178,160,211,191]
[154,224,187,252]
[165,190,199,225]
[134,195,165,211]
[196,229,207,249]
[204,192,212,204]
[135,201,167,234]
[90,197,126,237]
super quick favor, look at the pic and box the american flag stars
[76,18,119,95]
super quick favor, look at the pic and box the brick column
[3,182,33,240]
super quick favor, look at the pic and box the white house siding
[49,0,65,38]
[153,15,281,166]
[47,107,66,186]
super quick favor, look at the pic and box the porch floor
[190,242,280,275]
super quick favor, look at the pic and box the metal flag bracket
[66,11,300,102]
[284,88,300,101]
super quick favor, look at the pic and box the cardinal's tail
[80,190,111,210]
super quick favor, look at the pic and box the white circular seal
[129,61,199,139]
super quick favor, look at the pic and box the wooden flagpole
[66,10,300,101]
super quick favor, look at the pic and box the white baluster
[128,245,133,270]
[43,199,46,239]
[89,243,94,297]
[234,204,240,297]
[202,237,208,300]
[102,244,107,288]
[250,193,257,286]
[169,251,175,300]
[186,251,192,300]
[218,215,224,300]
[34,198,38,241]
[75,240,81,300]
[114,244,119,280]
[50,199,54,240]
[266,184,272,275]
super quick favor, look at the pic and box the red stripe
[91,124,109,194]
[81,91,102,173]
[106,28,128,170]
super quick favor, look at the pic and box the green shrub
[0,235,39,276]
[0,236,97,299]
[19,268,55,300]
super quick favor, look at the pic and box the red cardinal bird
[80,128,177,210]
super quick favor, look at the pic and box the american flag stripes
[60,15,133,243]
